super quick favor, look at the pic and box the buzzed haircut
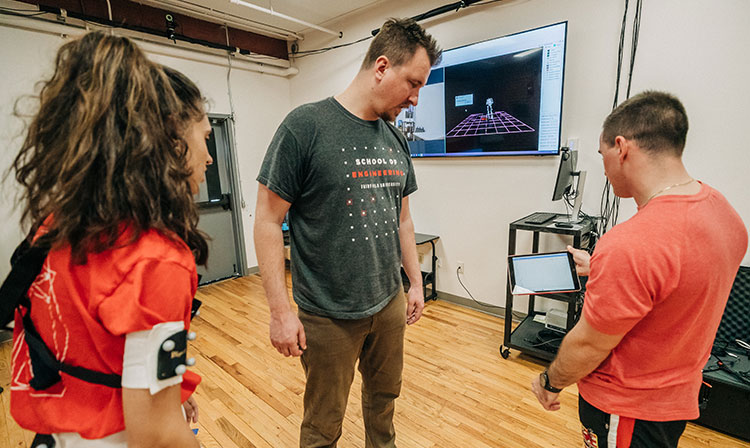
[361,18,442,70]
[602,91,689,156]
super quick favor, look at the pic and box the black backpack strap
[22,312,122,389]
[1,230,122,390]
[0,238,51,328]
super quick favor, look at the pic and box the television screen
[396,22,567,158]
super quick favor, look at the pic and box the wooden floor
[1,274,747,447]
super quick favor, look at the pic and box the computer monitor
[396,22,567,158]
[552,147,586,222]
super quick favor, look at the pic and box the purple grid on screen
[446,111,535,137]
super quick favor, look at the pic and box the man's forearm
[547,324,613,389]
[254,220,292,315]
[399,220,422,289]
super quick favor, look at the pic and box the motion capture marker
[346,174,350,178]
[375,223,378,226]
[175,364,187,375]
[354,147,357,150]
[350,226,354,229]
[187,331,197,341]
[364,224,367,228]
[344,161,347,165]
[349,213,353,217]
[186,358,196,366]
[376,235,379,238]
[385,232,388,236]
[162,340,176,352]
[365,146,368,149]
[384,221,387,224]
[341,148,345,152]
[352,238,355,242]
[347,187,350,191]
[366,237,369,240]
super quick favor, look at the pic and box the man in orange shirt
[531,91,747,447]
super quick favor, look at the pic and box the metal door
[195,115,247,284]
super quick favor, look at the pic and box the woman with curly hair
[7,31,211,447]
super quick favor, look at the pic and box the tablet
[507,251,581,295]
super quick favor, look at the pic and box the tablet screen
[508,251,580,295]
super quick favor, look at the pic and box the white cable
[105,0,113,35]
[224,25,237,120]
[224,25,245,209]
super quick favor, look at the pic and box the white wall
[3,1,749,311]
[0,23,292,279]
[289,0,750,310]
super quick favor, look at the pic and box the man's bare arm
[399,196,424,325]
[254,184,306,356]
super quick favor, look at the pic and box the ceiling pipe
[0,14,299,77]
[230,0,342,38]
[136,0,304,41]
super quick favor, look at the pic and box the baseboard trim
[235,273,523,322]
[433,290,525,321]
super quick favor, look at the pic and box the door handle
[196,193,232,211]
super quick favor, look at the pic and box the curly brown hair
[12,32,209,265]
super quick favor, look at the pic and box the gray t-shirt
[258,97,418,319]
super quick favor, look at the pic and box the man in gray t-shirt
[254,18,441,448]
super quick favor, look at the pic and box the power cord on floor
[456,267,526,321]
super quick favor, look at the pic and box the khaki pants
[298,290,406,448]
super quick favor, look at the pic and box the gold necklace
[644,178,696,205]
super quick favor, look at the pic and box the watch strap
[541,369,563,393]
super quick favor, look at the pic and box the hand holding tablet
[507,251,581,295]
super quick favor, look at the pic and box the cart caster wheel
[500,347,510,359]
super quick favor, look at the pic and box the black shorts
[578,395,687,448]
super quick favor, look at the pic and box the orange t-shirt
[578,183,747,421]
[11,229,201,439]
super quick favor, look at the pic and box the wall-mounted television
[396,22,567,158]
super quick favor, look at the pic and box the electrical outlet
[457,261,465,274]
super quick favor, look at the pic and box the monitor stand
[555,170,587,224]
